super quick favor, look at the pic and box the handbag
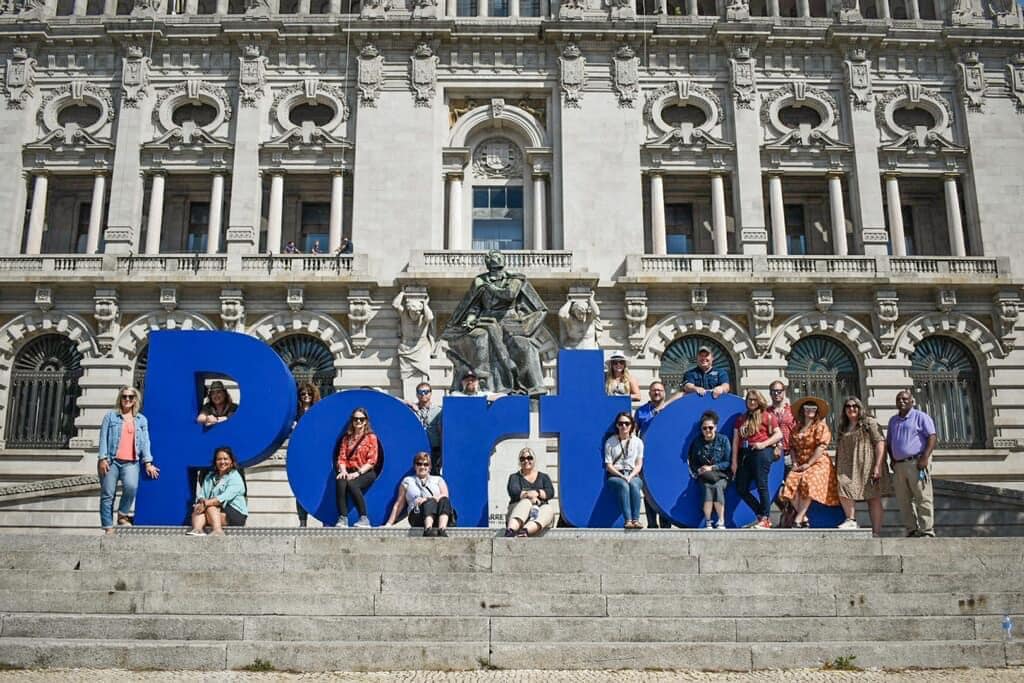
[698,469,727,483]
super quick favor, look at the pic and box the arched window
[5,334,83,449]
[659,335,737,394]
[471,137,526,251]
[786,335,860,433]
[133,345,149,394]
[910,336,984,448]
[272,335,337,399]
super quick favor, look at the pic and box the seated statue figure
[442,250,552,397]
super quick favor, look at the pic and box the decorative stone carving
[994,290,1020,345]
[726,0,750,21]
[360,0,388,17]
[873,290,899,354]
[37,81,114,135]
[160,287,178,312]
[816,288,834,313]
[761,81,840,131]
[957,51,986,111]
[272,80,350,131]
[347,290,372,353]
[410,43,438,107]
[121,46,151,109]
[558,0,584,19]
[750,289,774,354]
[219,289,245,333]
[93,288,120,353]
[624,290,648,353]
[988,0,1020,26]
[472,137,522,179]
[239,45,267,108]
[393,287,435,389]
[34,287,52,312]
[286,287,304,312]
[15,0,50,20]
[843,48,872,111]
[152,80,233,130]
[832,0,861,22]
[612,45,639,107]
[244,0,271,16]
[729,45,757,111]
[358,44,384,107]
[951,0,980,24]
[608,0,635,20]
[560,44,586,108]
[644,80,725,138]
[691,288,708,312]
[130,0,160,17]
[937,289,957,313]
[5,47,36,109]
[558,288,602,350]
[1008,53,1024,112]
[875,83,953,134]
[411,0,438,18]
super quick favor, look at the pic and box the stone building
[0,0,1023,527]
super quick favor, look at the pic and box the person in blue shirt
[687,411,732,529]
[681,345,731,397]
[188,446,248,536]
[634,381,672,528]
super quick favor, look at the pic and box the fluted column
[298,0,310,11]
[85,173,107,255]
[532,173,546,250]
[907,0,920,19]
[144,173,165,255]
[797,0,809,15]
[944,174,967,257]
[24,173,48,255]
[72,0,87,15]
[329,171,345,253]
[885,174,906,257]
[509,0,519,15]
[649,173,667,255]
[206,173,224,255]
[768,174,787,256]
[266,173,284,254]
[711,173,728,256]
[478,0,488,17]
[447,172,464,249]
[828,173,849,256]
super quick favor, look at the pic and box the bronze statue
[442,250,552,396]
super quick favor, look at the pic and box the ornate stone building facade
[0,0,1023,525]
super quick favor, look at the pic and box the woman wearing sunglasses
[603,412,645,529]
[504,447,556,537]
[335,407,379,528]
[97,386,159,534]
[835,396,891,535]
[294,382,321,527]
[688,411,731,529]
[384,452,454,536]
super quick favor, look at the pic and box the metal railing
[4,369,81,450]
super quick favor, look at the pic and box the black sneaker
[437,528,449,537]
[423,527,438,537]
[503,528,516,537]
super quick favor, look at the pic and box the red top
[336,433,380,472]
[767,403,796,451]
[735,412,780,445]
[114,415,137,462]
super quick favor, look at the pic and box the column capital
[826,170,845,179]
[445,170,464,180]
[882,171,901,180]
[148,169,167,178]
[25,169,48,179]
[646,169,664,178]
[942,172,962,180]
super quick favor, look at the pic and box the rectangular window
[784,204,807,256]
[301,202,330,253]
[472,186,524,250]
[186,202,210,253]
[457,0,477,13]
[665,203,694,254]
[519,0,539,14]
[74,202,91,254]
[490,0,508,14]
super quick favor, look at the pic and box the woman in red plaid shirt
[335,407,379,528]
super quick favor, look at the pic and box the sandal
[116,514,133,527]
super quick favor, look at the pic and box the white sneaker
[838,518,859,530]
[337,518,349,528]
[703,520,714,529]
[715,521,727,530]
[354,516,371,528]
[186,529,205,536]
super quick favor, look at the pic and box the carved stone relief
[37,81,114,135]
[5,47,36,109]
[957,50,986,111]
[358,44,384,107]
[472,137,522,179]
[559,0,584,19]
[816,288,834,313]
[750,289,774,354]
[843,48,872,111]
[130,0,160,18]
[729,45,756,111]
[624,290,648,353]
[412,0,438,18]
[152,79,233,132]
[994,290,1020,345]
[726,0,749,20]
[937,289,957,313]
[94,288,120,353]
[361,0,389,18]
[348,290,373,352]
[287,287,304,313]
[239,45,268,108]
[832,0,861,22]
[560,44,586,108]
[608,0,635,20]
[558,288,602,350]
[160,287,178,312]
[393,287,434,390]
[873,290,899,354]
[410,43,439,107]
[612,45,639,107]
[122,45,151,109]
[691,288,708,312]
[220,289,245,333]
[1008,53,1024,112]
[34,287,52,311]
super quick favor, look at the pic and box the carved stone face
[571,301,591,321]
[406,299,424,319]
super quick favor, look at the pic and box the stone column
[539,0,548,15]
[216,0,228,12]
[298,0,310,10]
[509,0,519,15]
[478,0,488,17]
[649,172,667,255]
[711,173,728,256]
[103,0,116,13]
[877,0,890,17]
[144,173,165,255]
[767,0,779,14]
[907,0,920,19]
[885,174,906,257]
[85,173,107,255]
[266,173,284,254]
[446,0,457,14]
[446,172,464,249]
[945,174,967,257]
[828,173,849,256]
[685,0,697,14]
[532,173,546,250]
[767,173,786,256]
[797,0,809,14]
[73,0,87,15]
[206,173,224,255]
[329,171,345,253]
[24,173,48,255]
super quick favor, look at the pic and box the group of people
[97,346,939,539]
[282,237,354,256]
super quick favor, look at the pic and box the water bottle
[529,505,541,522]
[1003,615,1014,641]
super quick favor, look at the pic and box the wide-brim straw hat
[792,395,830,419]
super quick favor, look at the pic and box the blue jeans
[606,476,644,522]
[99,460,140,529]
[735,447,773,519]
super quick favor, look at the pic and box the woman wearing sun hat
[605,351,641,401]
[779,395,839,528]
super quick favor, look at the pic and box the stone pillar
[907,0,920,19]
[73,0,87,15]
[207,173,224,255]
[329,171,345,253]
[539,0,548,15]
[828,173,849,256]
[797,0,809,15]
[24,173,48,255]
[298,0,310,10]
[216,0,228,12]
[768,0,779,14]
[532,173,546,250]
[144,173,165,255]
[945,174,967,257]
[711,173,728,256]
[509,0,519,15]
[266,173,284,254]
[478,0,488,17]
[103,0,116,13]
[877,0,889,18]
[885,174,906,257]
[447,172,464,249]
[105,102,147,253]
[649,172,667,255]
[85,173,107,255]
[686,0,697,14]
[767,173,786,256]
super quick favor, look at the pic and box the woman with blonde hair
[605,352,641,402]
[504,447,556,537]
[780,396,839,528]
[731,389,783,529]
[835,396,892,535]
[97,386,159,534]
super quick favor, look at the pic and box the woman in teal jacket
[188,446,248,535]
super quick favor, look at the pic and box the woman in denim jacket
[688,410,732,529]
[97,386,159,534]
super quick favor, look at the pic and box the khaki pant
[891,459,935,536]
[506,499,556,530]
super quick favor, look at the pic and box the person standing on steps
[294,382,321,527]
[886,390,937,538]
[835,396,892,536]
[732,390,784,530]
[335,407,379,529]
[98,386,159,534]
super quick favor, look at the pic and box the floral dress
[835,418,893,500]
[780,420,839,505]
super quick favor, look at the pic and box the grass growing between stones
[238,659,275,672]
[822,655,862,671]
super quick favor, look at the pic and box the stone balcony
[399,250,599,286]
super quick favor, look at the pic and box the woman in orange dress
[780,396,839,528]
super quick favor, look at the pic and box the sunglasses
[701,426,715,431]
[616,421,632,427]
[415,462,430,467]
[519,455,534,462]
[770,389,784,394]
[120,394,136,400]
[845,404,860,410]
[416,389,432,395]
[352,416,367,423]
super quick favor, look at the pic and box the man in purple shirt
[885,390,937,537]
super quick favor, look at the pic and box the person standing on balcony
[336,237,353,254]
[284,240,299,254]
[886,390,937,538]
[311,240,323,255]
[97,386,159,534]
